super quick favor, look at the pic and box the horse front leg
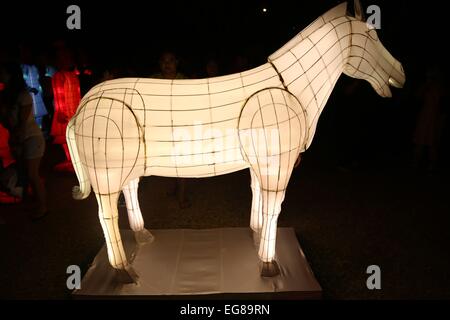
[237,87,306,277]
[246,161,292,277]
[95,192,138,283]
[122,178,154,244]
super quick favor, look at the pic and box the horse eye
[366,29,379,41]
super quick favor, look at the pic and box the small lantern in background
[21,64,48,128]
[51,70,80,171]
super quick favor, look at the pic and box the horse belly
[145,126,248,177]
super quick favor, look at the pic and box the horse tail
[66,116,92,200]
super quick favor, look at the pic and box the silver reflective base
[73,228,321,298]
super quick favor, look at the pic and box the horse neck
[273,20,349,111]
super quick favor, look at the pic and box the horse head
[344,0,405,97]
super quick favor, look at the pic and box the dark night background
[0,0,449,300]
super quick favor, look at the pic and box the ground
[1,129,449,300]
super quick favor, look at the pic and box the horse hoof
[260,261,280,277]
[115,265,139,284]
[72,186,83,200]
[134,228,154,245]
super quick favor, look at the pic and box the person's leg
[412,144,424,169]
[167,179,178,197]
[62,143,71,162]
[177,178,190,208]
[27,157,47,217]
[428,144,439,172]
[14,157,28,191]
[11,146,28,191]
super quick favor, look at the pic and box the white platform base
[73,228,321,298]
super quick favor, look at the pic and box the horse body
[77,63,281,181]
[67,1,405,282]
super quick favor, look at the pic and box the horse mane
[268,2,348,61]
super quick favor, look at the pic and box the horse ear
[354,0,365,21]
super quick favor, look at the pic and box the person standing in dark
[152,51,186,80]
[19,44,49,130]
[412,67,447,172]
[152,51,190,208]
[76,47,95,97]
[50,44,81,171]
[0,63,48,219]
[36,49,57,140]
[204,57,220,78]
[335,78,365,171]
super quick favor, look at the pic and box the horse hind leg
[250,169,263,248]
[122,178,154,244]
[95,191,139,283]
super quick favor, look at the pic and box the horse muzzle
[389,77,403,88]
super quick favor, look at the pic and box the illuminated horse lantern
[67,1,405,282]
